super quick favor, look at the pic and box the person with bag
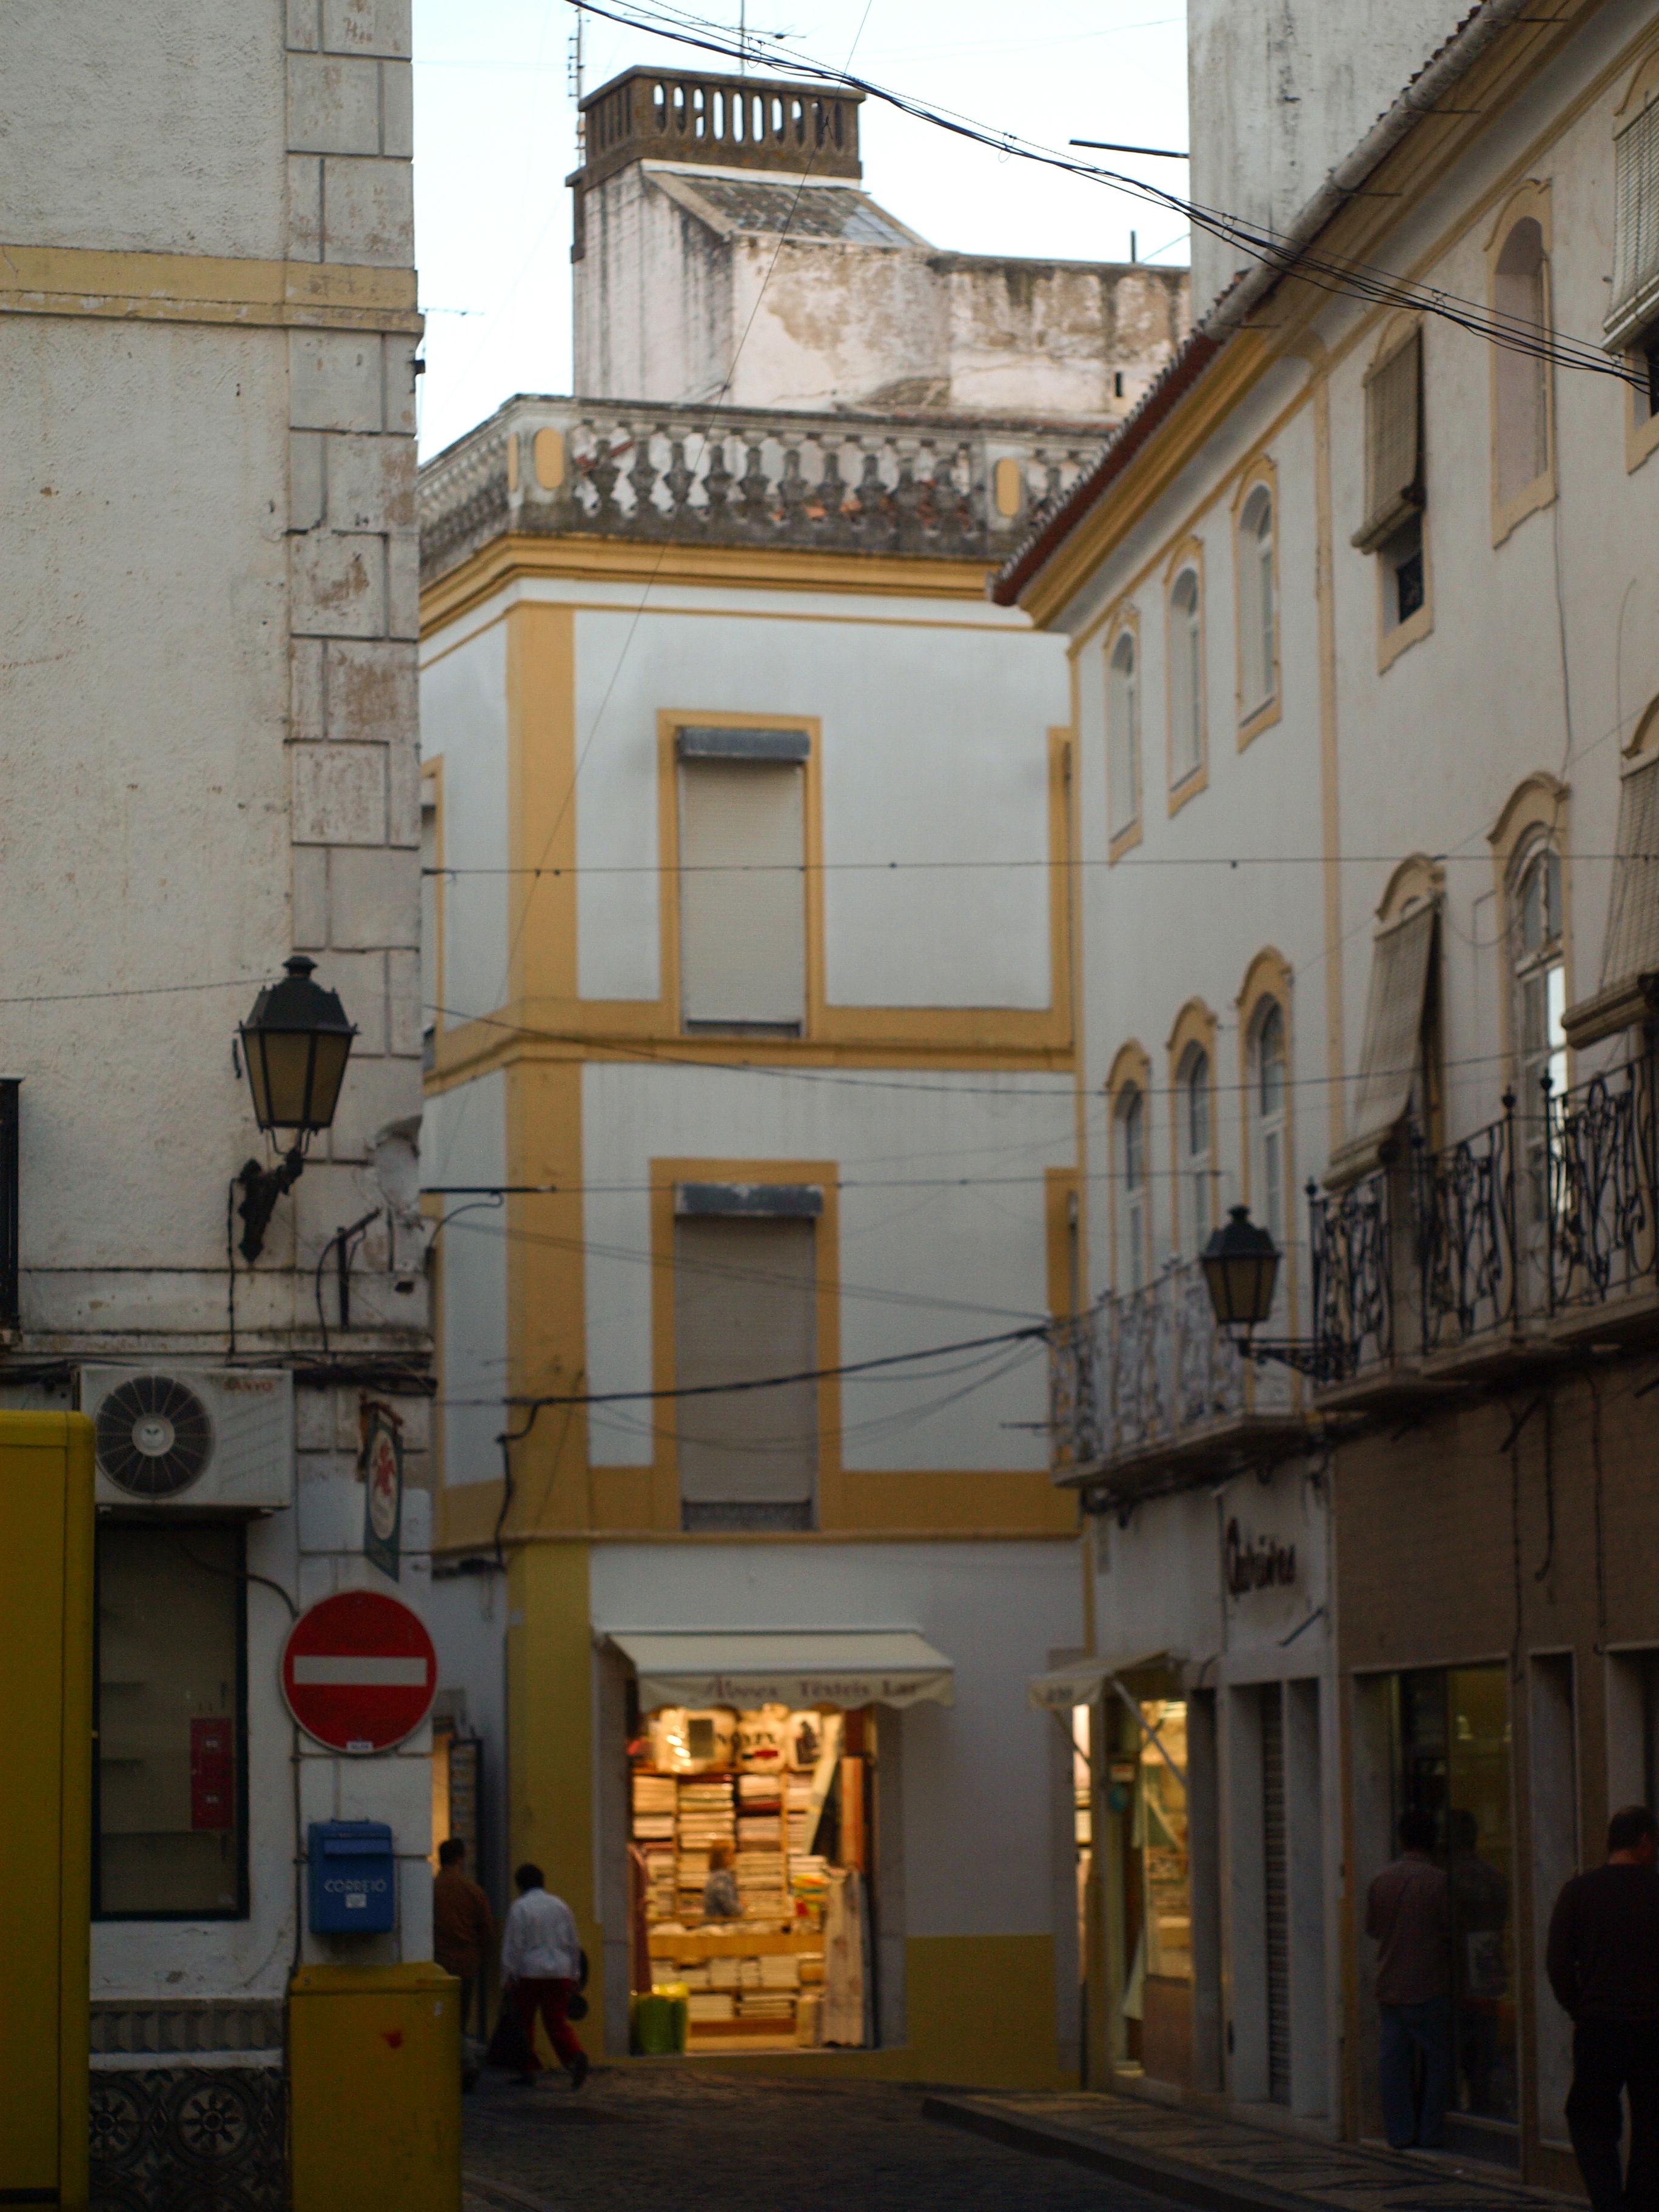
[432,1837,495,2090]
[499,1862,590,2090]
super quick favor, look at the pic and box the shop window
[1116,1697,1190,2086]
[1237,487,1276,721]
[1510,834,1566,1226]
[1168,566,1204,785]
[1250,1001,1289,1247]
[1178,1044,1213,1253]
[676,728,809,1034]
[95,1524,247,1920]
[630,1703,877,2050]
[1107,629,1140,839]
[1116,1084,1148,1291]
[1492,219,1550,511]
[673,1187,820,1531]
[1390,1666,1517,2131]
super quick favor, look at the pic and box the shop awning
[605,1629,954,1712]
[1027,1651,1173,1711]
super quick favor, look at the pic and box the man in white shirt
[500,1862,589,2088]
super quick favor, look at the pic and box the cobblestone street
[461,2069,1192,2212]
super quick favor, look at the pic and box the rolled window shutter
[1609,99,1659,347]
[1353,333,1423,552]
[673,1216,817,1507]
[1601,754,1659,988]
[1324,900,1436,1187]
[679,758,806,1027]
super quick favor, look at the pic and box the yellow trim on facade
[1309,363,1348,1157]
[0,240,420,332]
[1045,1165,1085,1319]
[1485,180,1558,545]
[420,535,1002,636]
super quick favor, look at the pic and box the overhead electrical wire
[567,0,1637,388]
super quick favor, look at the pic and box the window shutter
[1608,97,1659,349]
[673,1215,817,1515]
[679,757,806,1028]
[1324,900,1436,1187]
[1353,332,1423,552]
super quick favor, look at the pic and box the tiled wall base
[90,2066,285,2211]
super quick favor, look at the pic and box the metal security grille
[1261,1686,1292,2106]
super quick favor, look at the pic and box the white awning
[1028,1651,1173,1711]
[606,1629,954,1712]
[1326,900,1436,1187]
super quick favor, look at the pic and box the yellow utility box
[289,1961,462,2212]
[0,1412,95,2211]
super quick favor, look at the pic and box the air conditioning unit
[79,1367,294,1512]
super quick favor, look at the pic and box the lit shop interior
[628,1701,877,2051]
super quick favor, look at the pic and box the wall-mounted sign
[360,1401,403,1582]
[1224,1517,1297,1595]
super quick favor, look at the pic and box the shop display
[629,1701,876,2050]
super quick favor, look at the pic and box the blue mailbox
[308,1820,397,1935]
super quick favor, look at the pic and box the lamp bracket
[1232,1333,1348,1384]
[236,1147,307,1264]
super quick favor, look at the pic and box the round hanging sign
[280,1587,437,1754]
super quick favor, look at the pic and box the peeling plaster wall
[575,164,1189,416]
[1187,0,1466,320]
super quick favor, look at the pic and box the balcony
[419,394,1104,588]
[1048,1258,1306,1498]
[1308,1039,1659,1399]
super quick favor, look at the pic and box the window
[1107,630,1140,838]
[1608,65,1659,363]
[1237,488,1276,720]
[1493,219,1550,509]
[1354,329,1428,639]
[420,769,440,1068]
[1168,567,1204,785]
[673,1184,820,1530]
[1116,1084,1148,1290]
[1512,836,1566,1221]
[95,1524,247,1919]
[677,728,809,1033]
[1178,1045,1213,1253]
[1251,1001,1288,1247]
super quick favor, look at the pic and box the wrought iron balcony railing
[1048,1256,1265,1480]
[1548,1054,1658,1313]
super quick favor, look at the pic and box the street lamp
[1199,1202,1338,1379]
[235,957,356,1262]
[1199,1204,1280,1329]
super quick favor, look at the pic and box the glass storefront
[1111,1695,1191,2085]
[1391,1666,1517,2128]
[629,1701,877,2051]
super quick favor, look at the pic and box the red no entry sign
[281,1588,437,1754]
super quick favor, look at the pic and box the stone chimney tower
[571,66,1188,419]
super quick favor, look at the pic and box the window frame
[1235,951,1296,1333]
[1233,468,1281,746]
[1105,617,1143,859]
[659,711,822,1041]
[1486,186,1556,541]
[1608,47,1659,471]
[1488,775,1573,1112]
[420,756,443,1071]
[1166,999,1219,1261]
[1165,546,1207,808]
[92,1519,250,1924]
[1355,318,1433,669]
[1106,1043,1153,1292]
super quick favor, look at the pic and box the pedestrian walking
[432,1837,495,2080]
[500,1862,589,2090]
[1547,1805,1659,2211]
[1367,1808,1451,2150]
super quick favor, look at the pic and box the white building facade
[1010,0,1659,2175]
[3,7,432,2202]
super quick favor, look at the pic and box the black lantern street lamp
[1199,1205,1280,1330]
[235,956,357,1261]
[1199,1202,1338,1379]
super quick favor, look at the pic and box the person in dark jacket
[1547,1805,1659,2212]
[1367,1807,1452,2149]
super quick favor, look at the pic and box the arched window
[1107,630,1139,836]
[1494,218,1550,508]
[1511,834,1566,1220]
[1168,567,1204,784]
[1116,1084,1148,1291]
[1178,1044,1213,1252]
[1250,1001,1288,1246]
[1238,487,1276,719]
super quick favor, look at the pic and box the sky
[411,0,1191,458]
